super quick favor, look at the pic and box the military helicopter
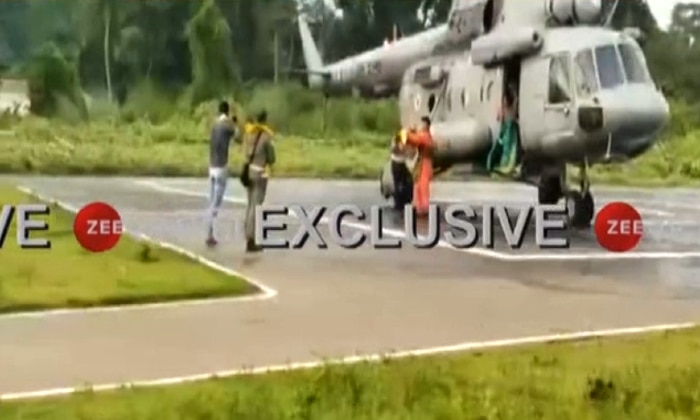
[297,0,670,228]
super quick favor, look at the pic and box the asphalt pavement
[0,176,699,398]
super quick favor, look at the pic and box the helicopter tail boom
[298,15,326,88]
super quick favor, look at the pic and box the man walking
[243,110,276,253]
[206,101,238,247]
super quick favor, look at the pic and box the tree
[670,3,700,43]
[79,0,139,102]
[185,0,237,104]
[1,0,700,117]
[608,0,658,34]
[24,42,86,118]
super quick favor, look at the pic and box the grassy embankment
[2,327,699,419]
[2,83,700,186]
[0,185,254,313]
[0,117,388,179]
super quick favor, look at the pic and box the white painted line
[0,187,278,321]
[137,180,248,205]
[143,182,699,261]
[436,198,675,217]
[121,209,225,217]
[636,208,674,217]
[138,181,511,260]
[0,322,695,401]
[469,251,700,261]
[339,219,700,261]
[435,197,674,217]
[631,199,700,212]
[138,181,700,262]
[643,220,700,227]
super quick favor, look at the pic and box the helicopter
[297,0,670,228]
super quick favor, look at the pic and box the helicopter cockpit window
[618,42,651,84]
[548,54,572,104]
[594,45,624,89]
[573,49,598,97]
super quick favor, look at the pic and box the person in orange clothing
[405,116,434,216]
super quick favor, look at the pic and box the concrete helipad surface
[0,176,699,398]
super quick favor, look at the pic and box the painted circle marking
[73,202,123,253]
[594,202,643,253]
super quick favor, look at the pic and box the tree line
[0,0,699,119]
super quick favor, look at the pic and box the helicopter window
[548,54,572,104]
[573,49,599,97]
[618,43,650,84]
[594,45,624,89]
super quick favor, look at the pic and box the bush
[2,80,700,186]
[586,98,700,184]
[0,114,389,178]
[242,82,399,138]
[662,100,700,140]
[22,42,87,120]
[119,79,179,124]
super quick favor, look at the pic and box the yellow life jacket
[245,123,274,137]
[244,123,275,177]
[398,129,408,145]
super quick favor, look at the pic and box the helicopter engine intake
[546,0,602,25]
[471,26,543,66]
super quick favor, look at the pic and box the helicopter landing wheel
[565,190,594,229]
[538,175,563,205]
[392,177,413,210]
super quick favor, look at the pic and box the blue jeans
[206,168,228,238]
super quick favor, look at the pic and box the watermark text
[0,203,51,249]
[255,203,570,250]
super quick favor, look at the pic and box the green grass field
[0,185,255,313]
[1,114,700,186]
[1,327,698,419]
[0,117,389,179]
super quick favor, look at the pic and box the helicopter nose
[595,85,669,158]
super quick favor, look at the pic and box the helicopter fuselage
[398,26,669,171]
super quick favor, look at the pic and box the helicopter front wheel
[565,190,595,229]
[538,163,595,229]
[380,161,413,210]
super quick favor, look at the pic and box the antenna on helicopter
[601,0,620,27]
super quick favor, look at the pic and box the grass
[2,114,700,187]
[0,185,255,313]
[1,328,699,419]
[0,116,389,179]
[2,81,700,186]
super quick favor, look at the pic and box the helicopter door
[480,68,503,136]
[519,52,576,153]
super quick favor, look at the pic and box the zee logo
[73,202,123,252]
[594,202,643,253]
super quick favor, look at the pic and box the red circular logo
[594,202,643,252]
[73,202,123,252]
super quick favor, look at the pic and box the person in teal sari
[487,89,520,174]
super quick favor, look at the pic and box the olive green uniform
[243,127,276,242]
